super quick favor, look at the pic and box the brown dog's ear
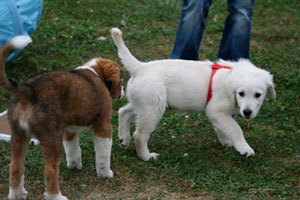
[106,80,122,99]
[93,59,122,99]
[105,81,112,91]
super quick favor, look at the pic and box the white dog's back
[132,60,214,112]
[111,28,214,112]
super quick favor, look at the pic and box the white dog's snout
[243,109,252,119]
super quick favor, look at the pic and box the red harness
[206,64,232,104]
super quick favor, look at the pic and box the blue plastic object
[0,0,43,61]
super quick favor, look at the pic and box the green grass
[0,0,299,199]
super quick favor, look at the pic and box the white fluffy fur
[8,175,28,200]
[44,192,68,200]
[63,126,88,169]
[19,112,31,138]
[19,119,29,135]
[111,28,276,160]
[9,35,32,49]
[94,136,113,178]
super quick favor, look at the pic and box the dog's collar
[75,66,99,76]
[206,64,232,104]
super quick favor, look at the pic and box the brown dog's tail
[0,35,35,101]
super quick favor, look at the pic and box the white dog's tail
[111,28,141,76]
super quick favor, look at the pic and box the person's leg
[218,0,255,61]
[171,0,212,60]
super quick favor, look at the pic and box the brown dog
[0,36,123,200]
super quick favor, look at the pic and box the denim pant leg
[171,0,212,60]
[218,0,255,61]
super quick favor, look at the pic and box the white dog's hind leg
[208,113,255,157]
[134,128,159,161]
[118,103,136,149]
[134,108,164,161]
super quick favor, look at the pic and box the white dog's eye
[238,92,244,97]
[255,93,261,98]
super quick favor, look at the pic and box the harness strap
[206,64,232,104]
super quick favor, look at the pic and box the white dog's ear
[266,74,276,102]
[226,79,237,107]
[267,81,276,102]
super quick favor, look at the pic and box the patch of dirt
[85,186,216,200]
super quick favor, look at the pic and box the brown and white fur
[0,36,124,200]
[111,28,276,161]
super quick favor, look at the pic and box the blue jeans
[171,0,255,61]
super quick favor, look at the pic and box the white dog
[111,28,276,161]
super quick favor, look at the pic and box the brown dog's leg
[41,135,68,200]
[92,116,113,178]
[8,129,30,200]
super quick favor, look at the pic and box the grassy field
[0,0,299,199]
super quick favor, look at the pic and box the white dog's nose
[243,109,252,119]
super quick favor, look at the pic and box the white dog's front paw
[66,158,82,169]
[149,153,159,160]
[219,139,233,147]
[119,135,131,149]
[44,192,68,200]
[8,187,28,200]
[140,152,159,161]
[236,146,255,157]
[97,169,114,178]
